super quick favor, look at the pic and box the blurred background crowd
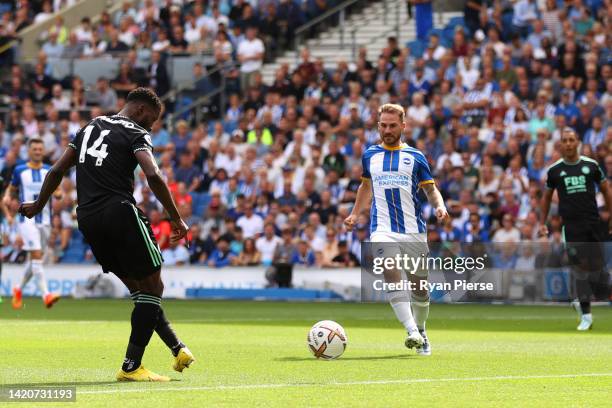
[0,0,610,270]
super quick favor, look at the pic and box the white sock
[582,313,592,321]
[31,260,48,298]
[388,291,418,333]
[20,261,33,289]
[411,292,430,331]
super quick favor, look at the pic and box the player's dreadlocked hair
[127,87,162,113]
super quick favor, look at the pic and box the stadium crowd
[0,0,611,272]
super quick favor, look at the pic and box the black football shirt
[545,156,605,223]
[69,115,153,221]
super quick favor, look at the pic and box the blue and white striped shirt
[362,144,434,234]
[11,163,52,225]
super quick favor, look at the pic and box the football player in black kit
[20,88,194,381]
[541,128,612,331]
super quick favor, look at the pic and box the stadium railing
[163,62,240,130]
[293,0,367,64]
[36,50,215,88]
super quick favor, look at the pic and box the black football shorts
[563,221,610,300]
[78,200,163,280]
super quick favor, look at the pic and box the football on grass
[307,320,347,360]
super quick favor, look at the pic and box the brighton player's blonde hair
[377,103,405,122]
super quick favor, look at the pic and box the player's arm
[344,178,372,231]
[599,180,612,234]
[1,186,16,224]
[135,149,188,242]
[0,191,10,224]
[416,152,447,221]
[539,166,558,236]
[2,185,17,207]
[540,188,554,236]
[19,148,77,219]
[421,182,449,221]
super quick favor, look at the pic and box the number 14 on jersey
[80,125,109,166]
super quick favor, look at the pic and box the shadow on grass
[277,354,414,362]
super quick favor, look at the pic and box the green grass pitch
[1,299,611,407]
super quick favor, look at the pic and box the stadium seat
[174,96,194,122]
[223,120,238,134]
[60,229,87,263]
[207,122,217,135]
[442,27,455,46]
[446,16,467,31]
[427,28,444,40]
[190,192,211,216]
[406,40,426,58]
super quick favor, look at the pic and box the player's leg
[130,204,193,370]
[113,201,192,380]
[580,231,609,330]
[572,253,594,330]
[372,233,422,347]
[13,223,45,308]
[564,223,593,330]
[382,259,422,347]
[405,239,431,355]
[11,258,31,309]
[121,276,193,372]
[574,271,593,331]
[32,226,59,308]
[120,270,164,374]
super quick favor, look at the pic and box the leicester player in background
[541,128,612,331]
[20,88,194,381]
[3,139,60,309]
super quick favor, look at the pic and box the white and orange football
[307,320,348,360]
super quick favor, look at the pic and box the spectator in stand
[89,77,117,112]
[50,84,70,111]
[492,213,521,243]
[331,240,360,267]
[148,50,170,97]
[41,31,64,59]
[62,31,84,59]
[34,1,53,24]
[237,203,264,239]
[150,209,171,251]
[464,0,483,36]
[175,151,202,192]
[208,237,236,268]
[112,63,138,98]
[512,0,538,38]
[162,239,190,266]
[291,239,317,267]
[237,26,265,93]
[270,226,295,287]
[106,28,129,53]
[233,237,261,266]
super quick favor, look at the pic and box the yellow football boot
[172,347,195,372]
[116,365,170,382]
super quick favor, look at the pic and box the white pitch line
[78,373,612,395]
